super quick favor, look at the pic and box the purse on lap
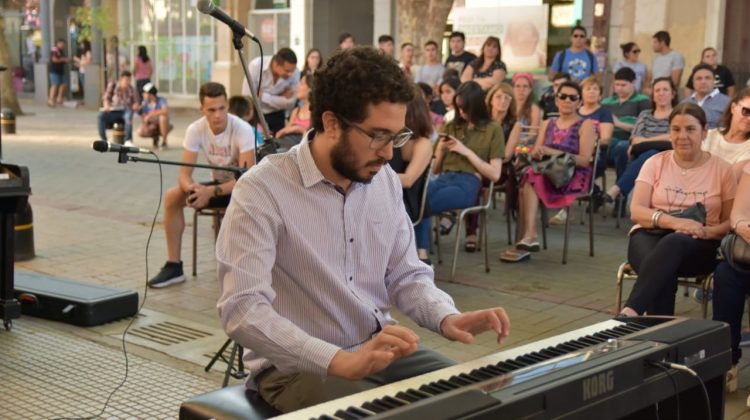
[531,153,577,189]
[645,202,707,236]
[721,231,750,274]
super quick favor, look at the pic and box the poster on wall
[452,5,549,74]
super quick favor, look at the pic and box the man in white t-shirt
[149,82,256,288]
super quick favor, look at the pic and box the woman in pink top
[275,73,312,145]
[620,103,736,316]
[133,46,153,104]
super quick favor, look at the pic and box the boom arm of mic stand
[123,153,247,178]
[232,33,277,161]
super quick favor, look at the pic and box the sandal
[464,240,477,253]
[499,248,530,263]
[516,238,540,252]
[439,213,456,236]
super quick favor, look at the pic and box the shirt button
[349,276,353,281]
[349,238,354,243]
[374,309,379,313]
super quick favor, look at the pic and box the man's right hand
[103,104,111,113]
[327,325,419,380]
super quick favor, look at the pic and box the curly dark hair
[311,46,414,132]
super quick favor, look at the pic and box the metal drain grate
[128,321,213,346]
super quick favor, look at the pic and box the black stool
[179,385,280,420]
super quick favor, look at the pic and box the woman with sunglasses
[413,81,504,264]
[612,42,647,93]
[619,103,735,317]
[500,81,596,262]
[461,36,507,91]
[702,87,750,177]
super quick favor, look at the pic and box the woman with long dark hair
[133,45,153,103]
[302,48,322,75]
[460,36,507,90]
[413,81,504,263]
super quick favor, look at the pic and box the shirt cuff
[432,304,461,335]
[298,336,342,376]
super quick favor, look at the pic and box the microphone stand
[116,151,247,178]
[231,31,278,162]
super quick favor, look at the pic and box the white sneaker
[727,364,738,393]
[124,140,135,147]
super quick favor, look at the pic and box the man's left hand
[187,185,212,209]
[440,308,510,345]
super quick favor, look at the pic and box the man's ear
[321,111,341,136]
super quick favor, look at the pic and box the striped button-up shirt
[216,131,460,386]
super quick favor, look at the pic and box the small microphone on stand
[92,140,150,154]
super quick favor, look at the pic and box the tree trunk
[0,16,23,115]
[397,0,454,63]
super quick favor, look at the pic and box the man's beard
[330,131,386,184]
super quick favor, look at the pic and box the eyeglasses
[738,104,750,117]
[556,93,580,102]
[338,115,413,149]
[632,49,641,54]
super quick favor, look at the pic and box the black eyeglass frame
[337,115,414,150]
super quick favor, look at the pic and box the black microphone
[197,0,258,41]
[92,140,150,154]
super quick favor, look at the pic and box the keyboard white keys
[276,319,625,420]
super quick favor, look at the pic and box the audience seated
[228,95,264,148]
[148,82,256,288]
[275,73,313,149]
[97,71,137,143]
[702,86,750,176]
[601,67,651,181]
[135,82,171,149]
[413,81,503,264]
[619,103,736,316]
[438,77,461,125]
[600,77,677,205]
[460,36,507,91]
[538,72,570,120]
[712,162,750,396]
[499,80,596,262]
[388,87,434,225]
[682,64,731,129]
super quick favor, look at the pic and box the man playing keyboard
[216,47,511,414]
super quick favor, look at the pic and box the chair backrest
[412,157,435,227]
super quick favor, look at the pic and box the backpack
[555,48,596,75]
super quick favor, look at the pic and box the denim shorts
[49,72,64,86]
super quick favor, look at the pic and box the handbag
[645,202,707,235]
[630,141,672,158]
[721,232,750,274]
[531,153,576,189]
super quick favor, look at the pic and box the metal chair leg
[450,215,465,281]
[562,206,570,265]
[540,206,548,250]
[615,263,626,313]
[192,210,198,276]
[589,198,595,257]
[483,211,490,273]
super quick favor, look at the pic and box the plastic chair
[614,262,712,319]
[540,138,601,264]
[433,180,495,281]
[411,157,435,227]
[191,207,226,276]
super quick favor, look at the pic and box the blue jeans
[615,149,659,196]
[713,261,750,364]
[414,172,481,249]
[611,139,630,179]
[97,109,133,141]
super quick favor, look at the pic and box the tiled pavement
[2,100,749,419]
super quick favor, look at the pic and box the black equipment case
[14,271,138,326]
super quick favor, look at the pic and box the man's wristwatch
[213,185,222,197]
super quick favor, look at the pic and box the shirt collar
[297,130,326,188]
[691,88,720,102]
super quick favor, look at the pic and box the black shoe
[439,214,456,236]
[148,261,186,288]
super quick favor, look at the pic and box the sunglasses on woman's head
[632,49,641,54]
[557,93,580,102]
[739,104,750,117]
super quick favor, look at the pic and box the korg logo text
[582,371,614,401]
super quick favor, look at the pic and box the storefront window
[120,0,214,98]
